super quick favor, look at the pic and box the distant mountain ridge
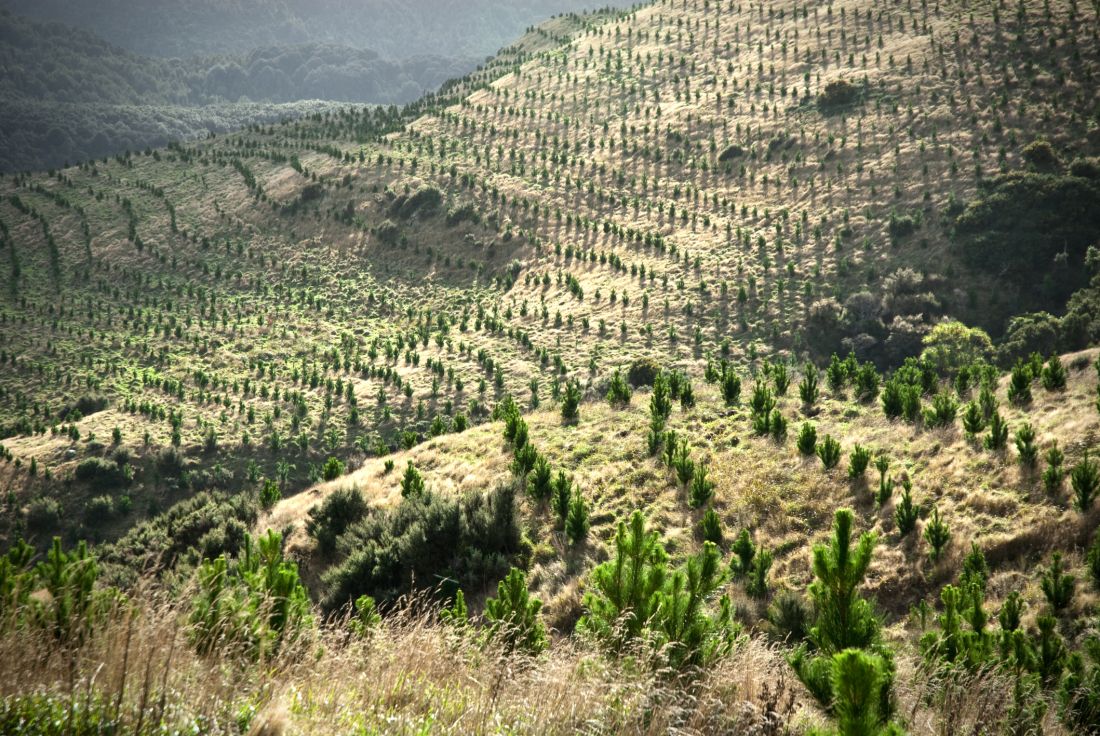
[0,0,637,60]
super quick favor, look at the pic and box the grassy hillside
[1,0,1100,733]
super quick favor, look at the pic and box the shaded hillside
[0,11,460,171]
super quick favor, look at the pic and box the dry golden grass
[2,585,1074,735]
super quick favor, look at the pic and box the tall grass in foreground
[0,586,799,735]
[0,586,1073,735]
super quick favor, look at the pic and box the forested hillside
[1,1,1099,733]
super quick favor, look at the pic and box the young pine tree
[1040,553,1076,613]
[924,507,951,563]
[1040,354,1067,391]
[565,490,590,544]
[894,479,918,535]
[1007,361,1033,405]
[789,509,892,721]
[400,461,425,497]
[1014,423,1039,469]
[817,434,842,470]
[484,567,547,655]
[797,422,817,455]
[799,362,820,408]
[985,411,1009,451]
[1071,453,1100,512]
[1043,443,1066,493]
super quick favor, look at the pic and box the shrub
[321,485,519,612]
[484,568,547,655]
[26,497,62,532]
[1072,453,1100,512]
[306,487,367,556]
[923,507,951,563]
[627,358,661,387]
[817,435,842,470]
[1021,139,1060,170]
[74,457,129,491]
[848,445,872,480]
[797,422,817,455]
[767,590,810,644]
[818,79,859,108]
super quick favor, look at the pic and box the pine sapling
[689,464,715,508]
[817,434,842,470]
[1040,354,1067,391]
[894,479,918,534]
[799,362,819,408]
[924,506,951,563]
[961,400,986,436]
[848,444,872,480]
[565,490,590,544]
[700,507,723,545]
[730,529,756,578]
[1071,453,1100,512]
[797,422,817,456]
[1014,423,1038,469]
[1040,553,1075,613]
[985,410,1009,451]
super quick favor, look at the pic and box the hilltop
[1,0,1100,733]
